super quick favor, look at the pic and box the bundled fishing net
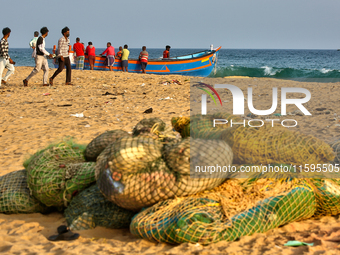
[64,184,135,230]
[132,118,181,145]
[0,170,49,214]
[329,139,340,165]
[172,113,240,139]
[173,113,334,167]
[130,178,316,245]
[308,178,340,217]
[25,139,96,207]
[221,125,335,166]
[84,130,130,162]
[96,136,233,211]
[132,117,166,136]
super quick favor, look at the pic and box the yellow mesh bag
[172,113,240,139]
[220,125,334,165]
[96,137,233,211]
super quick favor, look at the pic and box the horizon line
[9,47,340,50]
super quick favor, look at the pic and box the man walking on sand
[50,27,72,85]
[23,27,53,87]
[0,27,15,87]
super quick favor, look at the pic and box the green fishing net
[25,139,96,207]
[64,184,135,230]
[0,170,49,214]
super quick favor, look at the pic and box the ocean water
[9,48,340,80]
[214,49,340,80]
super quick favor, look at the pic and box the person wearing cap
[23,27,53,87]
[0,27,15,86]
[50,26,72,85]
[163,45,171,58]
[29,31,39,58]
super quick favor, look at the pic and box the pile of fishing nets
[130,178,316,245]
[127,114,340,245]
[0,170,50,214]
[24,139,96,208]
[3,113,340,244]
[64,184,135,230]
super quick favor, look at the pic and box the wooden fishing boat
[54,46,221,77]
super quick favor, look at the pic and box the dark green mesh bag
[0,170,49,214]
[25,139,96,207]
[84,130,130,162]
[64,184,135,230]
[130,179,316,245]
[96,136,233,211]
[132,117,166,136]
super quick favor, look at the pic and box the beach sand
[1,67,340,254]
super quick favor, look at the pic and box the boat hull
[54,47,221,77]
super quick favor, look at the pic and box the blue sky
[4,0,340,49]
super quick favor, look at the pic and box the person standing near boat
[101,42,115,71]
[139,46,148,74]
[121,44,129,72]
[23,27,53,87]
[73,37,85,70]
[85,42,96,70]
[50,27,72,86]
[116,46,123,60]
[29,31,39,58]
[163,45,171,58]
[0,27,15,87]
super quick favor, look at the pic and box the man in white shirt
[23,27,53,87]
[49,26,72,85]
[0,27,15,86]
[29,31,39,58]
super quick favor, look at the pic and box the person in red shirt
[85,41,96,70]
[163,45,171,58]
[73,37,85,70]
[139,46,148,74]
[101,42,115,71]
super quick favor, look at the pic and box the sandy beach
[1,66,340,254]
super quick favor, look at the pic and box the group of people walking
[23,26,72,87]
[0,26,172,87]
